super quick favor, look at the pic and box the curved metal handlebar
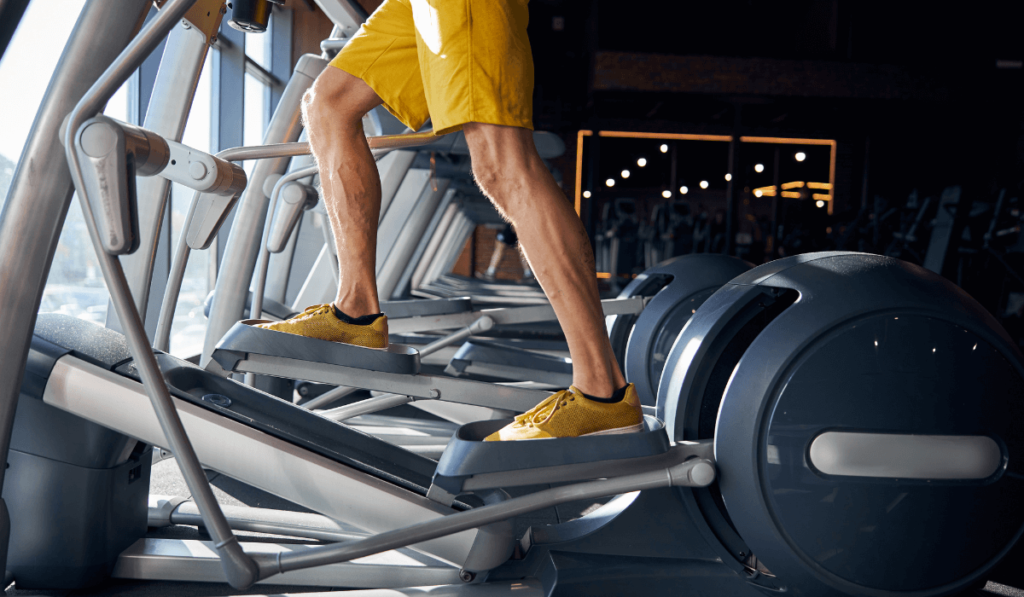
[61,0,260,589]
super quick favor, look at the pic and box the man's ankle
[578,384,629,403]
[331,302,383,325]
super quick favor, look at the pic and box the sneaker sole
[249,320,389,350]
[581,422,645,437]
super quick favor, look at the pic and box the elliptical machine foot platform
[427,415,714,506]
[212,320,420,374]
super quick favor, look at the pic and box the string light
[699,180,709,189]
[754,189,763,197]
[659,144,669,153]
[606,178,615,187]
[637,157,647,167]
[754,163,764,173]
[795,152,806,162]
[725,173,732,181]
[583,190,591,198]
[816,200,825,208]
[679,186,688,194]
[621,169,630,179]
[662,190,672,198]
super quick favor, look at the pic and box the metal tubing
[0,0,151,577]
[411,201,459,290]
[243,160,318,386]
[153,189,200,352]
[234,353,542,412]
[201,61,322,369]
[61,0,258,589]
[417,316,494,358]
[169,502,368,543]
[302,385,359,410]
[322,393,414,422]
[256,458,714,578]
[250,164,320,341]
[155,142,312,353]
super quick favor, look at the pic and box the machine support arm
[60,0,260,589]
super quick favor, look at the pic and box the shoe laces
[294,304,332,320]
[514,388,577,427]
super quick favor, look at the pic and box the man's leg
[464,123,626,399]
[302,67,385,319]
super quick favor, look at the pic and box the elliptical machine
[1,0,1022,593]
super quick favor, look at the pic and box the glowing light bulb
[795,152,806,162]
[605,178,615,187]
[662,190,672,198]
[637,157,647,167]
[699,180,709,189]
[582,190,591,198]
[724,173,732,182]
[621,169,630,179]
[815,200,825,208]
[659,144,669,153]
[679,186,688,194]
[754,163,764,173]
[754,189,763,198]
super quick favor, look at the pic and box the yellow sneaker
[484,384,643,441]
[254,304,388,349]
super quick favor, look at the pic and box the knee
[302,72,362,128]
[471,155,507,198]
[466,125,547,208]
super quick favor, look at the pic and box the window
[243,25,272,162]
[11,4,282,356]
[0,0,116,325]
[0,0,88,209]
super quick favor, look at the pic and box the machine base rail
[112,538,462,588]
[250,452,715,581]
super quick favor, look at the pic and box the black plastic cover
[4,447,151,589]
[617,255,751,405]
[759,314,1023,592]
[660,252,1024,596]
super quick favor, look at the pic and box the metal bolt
[189,161,208,180]
[459,570,475,583]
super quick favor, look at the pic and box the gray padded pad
[34,313,133,370]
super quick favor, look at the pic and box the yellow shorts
[329,0,534,136]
